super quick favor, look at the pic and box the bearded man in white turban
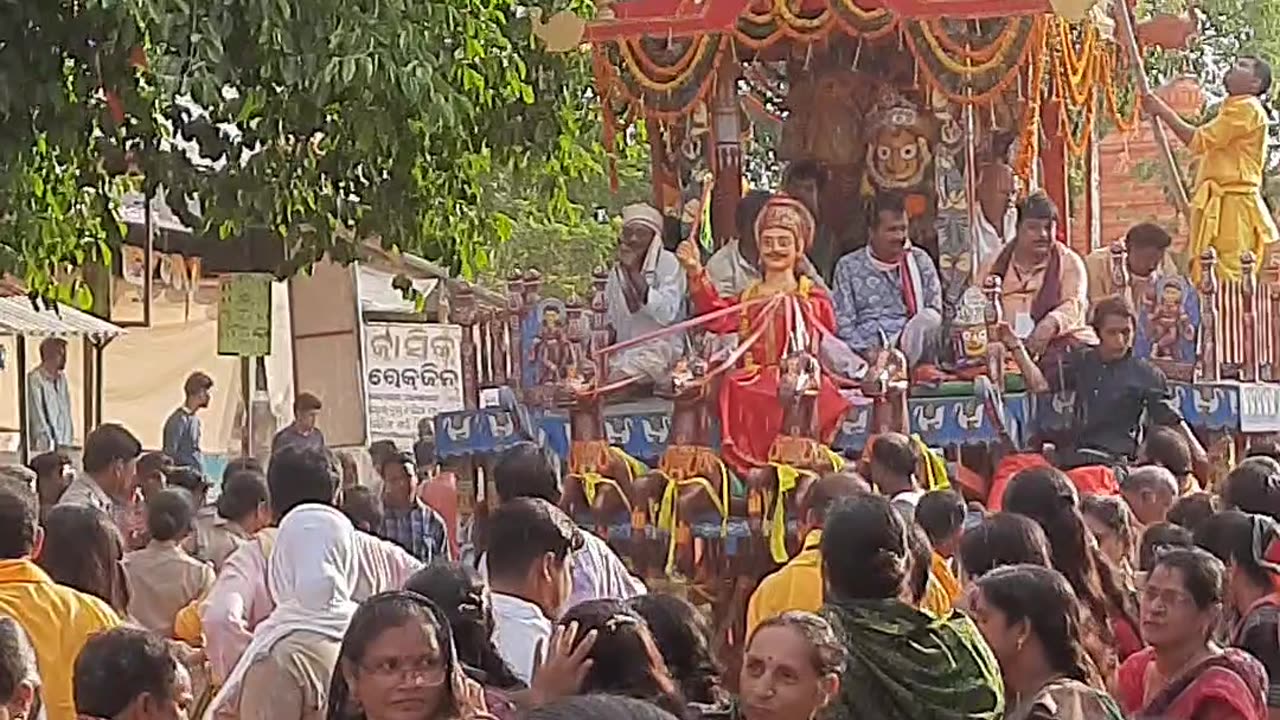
[604,203,686,381]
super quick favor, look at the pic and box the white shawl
[204,504,359,719]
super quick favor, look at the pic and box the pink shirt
[201,527,421,682]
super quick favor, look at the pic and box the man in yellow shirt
[914,490,965,612]
[0,477,120,720]
[1143,56,1279,281]
[745,472,867,637]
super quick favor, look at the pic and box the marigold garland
[1014,25,1048,182]
[621,36,708,81]
[1102,50,1142,133]
[772,0,831,31]
[906,16,1040,106]
[926,18,1021,65]
[618,35,718,92]
[919,22,1019,76]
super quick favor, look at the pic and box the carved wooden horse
[557,362,644,535]
[634,356,732,577]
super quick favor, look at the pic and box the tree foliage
[0,0,605,302]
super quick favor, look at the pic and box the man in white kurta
[605,203,686,381]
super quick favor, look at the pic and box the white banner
[363,322,464,446]
[1240,383,1280,433]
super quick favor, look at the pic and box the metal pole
[240,357,252,458]
[143,187,155,328]
[16,337,28,465]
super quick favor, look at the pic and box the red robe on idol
[686,196,850,474]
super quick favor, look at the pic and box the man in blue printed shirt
[832,192,942,365]
[379,450,451,564]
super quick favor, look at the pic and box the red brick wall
[1071,77,1204,254]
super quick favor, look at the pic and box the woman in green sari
[970,564,1124,720]
[819,493,1004,720]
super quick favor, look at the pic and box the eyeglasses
[360,656,447,685]
[1141,585,1195,610]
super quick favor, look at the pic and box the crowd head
[74,628,192,720]
[740,612,844,720]
[0,617,39,720]
[328,591,458,720]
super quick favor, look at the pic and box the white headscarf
[204,504,359,719]
[621,202,663,237]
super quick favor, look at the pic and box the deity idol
[675,195,851,474]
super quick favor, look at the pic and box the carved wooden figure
[452,283,480,410]
[1198,249,1220,383]
[1269,259,1280,381]
[982,277,1007,388]
[555,360,640,536]
[1109,241,1131,307]
[634,356,730,577]
[1242,251,1259,382]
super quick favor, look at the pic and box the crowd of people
[3,416,1280,720]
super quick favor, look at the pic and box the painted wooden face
[870,126,931,189]
[759,226,800,275]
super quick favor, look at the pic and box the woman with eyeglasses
[1195,511,1280,719]
[0,617,41,720]
[557,600,686,718]
[327,591,491,720]
[1116,547,1268,720]
[969,565,1122,720]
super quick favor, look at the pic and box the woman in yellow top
[1142,56,1279,282]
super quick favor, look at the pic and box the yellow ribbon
[579,448,649,513]
[653,459,730,575]
[766,463,813,564]
[823,446,846,473]
[912,434,950,491]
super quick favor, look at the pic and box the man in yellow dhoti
[1142,57,1279,281]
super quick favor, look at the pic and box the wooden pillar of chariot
[452,283,480,410]
[710,68,743,247]
[1242,252,1260,383]
[505,272,526,391]
[1198,249,1221,383]
[1270,260,1280,382]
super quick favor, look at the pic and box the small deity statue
[865,88,933,194]
[1146,277,1196,360]
[948,287,993,378]
[529,307,573,386]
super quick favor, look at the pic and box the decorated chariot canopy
[582,0,1143,263]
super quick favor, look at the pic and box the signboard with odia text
[363,322,464,446]
[217,274,273,357]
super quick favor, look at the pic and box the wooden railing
[447,269,614,409]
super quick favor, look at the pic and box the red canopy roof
[587,0,1053,41]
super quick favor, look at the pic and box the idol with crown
[674,195,852,474]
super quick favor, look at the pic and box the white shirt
[974,208,1017,270]
[26,367,73,452]
[891,489,925,522]
[491,592,552,684]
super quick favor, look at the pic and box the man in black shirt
[1000,295,1207,472]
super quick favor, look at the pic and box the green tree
[0,0,604,303]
